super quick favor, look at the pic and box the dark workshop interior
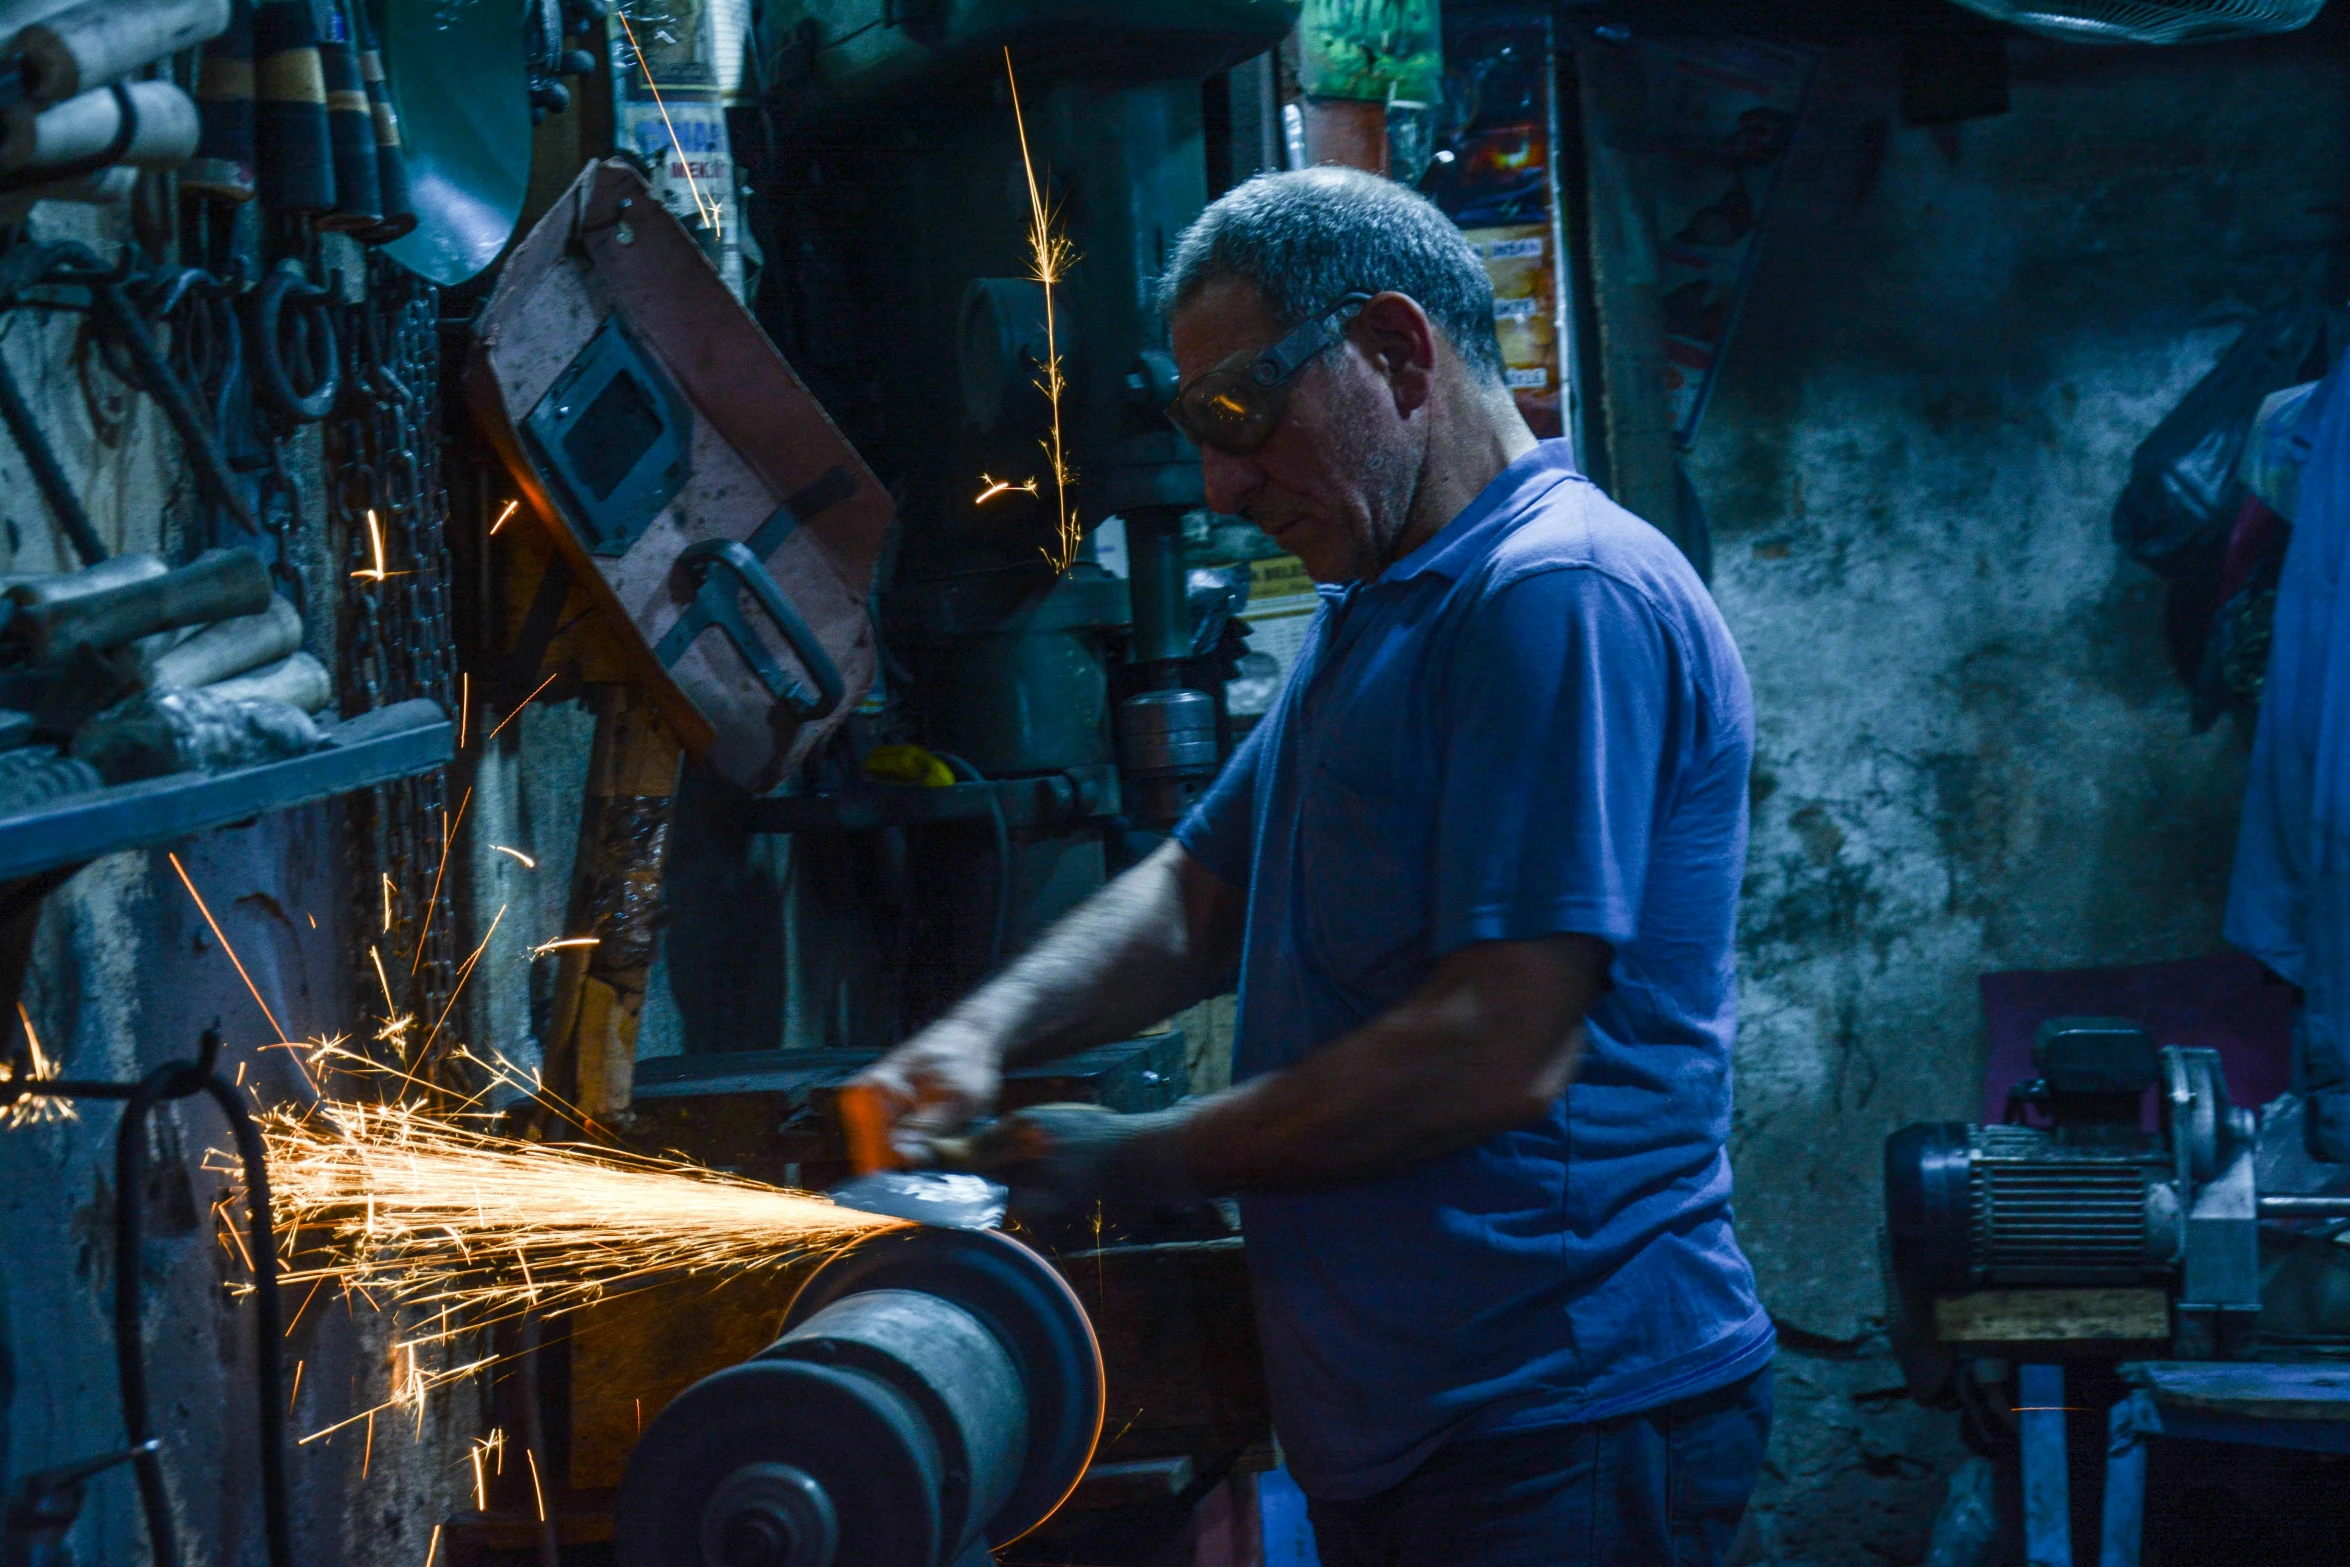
[0,0,2348,1564]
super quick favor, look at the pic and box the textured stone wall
[0,213,471,1566]
[1687,33,2349,1562]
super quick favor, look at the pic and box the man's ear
[1354,291,1438,417]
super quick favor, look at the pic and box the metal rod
[0,348,106,566]
[84,278,260,535]
[2258,1195,2350,1217]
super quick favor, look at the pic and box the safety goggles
[1165,291,1374,456]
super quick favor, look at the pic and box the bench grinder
[614,1225,1104,1567]
[1886,1019,2350,1364]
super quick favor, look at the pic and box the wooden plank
[1570,44,1682,550]
[2130,1361,2350,1423]
[1934,1287,2170,1344]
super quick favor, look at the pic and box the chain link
[327,251,459,1081]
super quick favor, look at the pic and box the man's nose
[1200,447,1263,518]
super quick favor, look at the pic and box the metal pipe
[0,346,104,564]
[1122,505,1190,674]
[2258,1195,2350,1217]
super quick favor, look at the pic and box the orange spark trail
[1005,49,1080,571]
[485,672,557,744]
[168,852,291,1046]
[411,786,471,974]
[252,1046,898,1330]
[615,8,718,234]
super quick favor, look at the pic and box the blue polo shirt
[1174,440,1772,1500]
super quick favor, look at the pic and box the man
[850,166,1773,1566]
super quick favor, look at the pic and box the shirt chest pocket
[1296,754,1434,1007]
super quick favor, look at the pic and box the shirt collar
[1376,438,1584,585]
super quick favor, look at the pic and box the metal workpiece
[615,1226,1103,1567]
[1116,687,1218,826]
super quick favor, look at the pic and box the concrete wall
[1687,33,2348,1562]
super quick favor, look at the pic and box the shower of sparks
[424,1524,442,1567]
[528,937,598,959]
[458,672,470,751]
[1005,49,1081,573]
[975,474,1040,507]
[413,904,505,1067]
[1,1004,74,1127]
[381,873,396,935]
[615,7,719,237]
[489,500,518,536]
[246,1044,899,1336]
[370,947,416,1062]
[466,1429,510,1512]
[351,510,410,583]
[525,1448,547,1523]
[491,846,536,869]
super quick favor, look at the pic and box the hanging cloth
[2226,353,2350,1160]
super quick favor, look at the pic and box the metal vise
[615,1226,1104,1567]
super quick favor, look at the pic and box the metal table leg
[2020,1362,2074,1567]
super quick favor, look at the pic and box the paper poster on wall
[613,1,746,302]
[1424,17,1569,441]
[1465,223,1560,425]
[1636,38,1817,447]
[1229,555,1321,725]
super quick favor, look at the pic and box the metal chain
[327,251,458,1081]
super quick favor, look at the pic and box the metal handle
[663,539,845,721]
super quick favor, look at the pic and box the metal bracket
[656,540,845,720]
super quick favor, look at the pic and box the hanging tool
[247,256,337,422]
[25,243,261,535]
[315,0,376,231]
[348,0,413,241]
[0,1025,294,1567]
[0,347,105,566]
[9,545,269,662]
[4,0,228,107]
[0,78,199,180]
[251,0,330,214]
[184,0,256,204]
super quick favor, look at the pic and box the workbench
[2094,1360,2350,1567]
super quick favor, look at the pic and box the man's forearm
[1171,935,1606,1191]
[944,843,1235,1067]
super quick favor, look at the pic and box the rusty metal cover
[471,158,890,792]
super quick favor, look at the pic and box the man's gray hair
[1157,167,1505,383]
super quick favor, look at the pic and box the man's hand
[957,1103,1194,1223]
[841,1016,1005,1170]
[838,844,1244,1172]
